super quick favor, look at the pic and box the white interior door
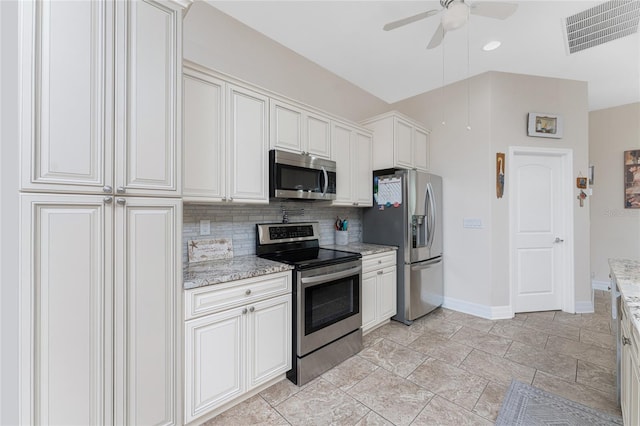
[510,148,572,313]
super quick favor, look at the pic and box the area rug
[495,380,623,426]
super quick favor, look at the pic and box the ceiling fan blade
[383,9,440,31]
[469,1,518,19]
[427,23,447,49]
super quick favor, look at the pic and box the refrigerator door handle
[426,182,436,249]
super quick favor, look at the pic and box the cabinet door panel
[21,0,113,192]
[305,112,331,159]
[114,198,181,425]
[378,267,397,320]
[184,310,245,424]
[227,85,269,203]
[414,128,429,171]
[21,195,113,425]
[183,72,225,199]
[118,0,180,194]
[354,132,373,206]
[270,101,302,152]
[361,271,377,332]
[332,123,354,205]
[249,295,292,388]
[394,119,413,169]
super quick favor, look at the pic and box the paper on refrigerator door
[376,177,402,206]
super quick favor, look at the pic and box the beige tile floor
[204,290,620,425]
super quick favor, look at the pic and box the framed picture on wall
[527,112,563,139]
[624,149,640,208]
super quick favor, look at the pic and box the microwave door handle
[321,166,328,196]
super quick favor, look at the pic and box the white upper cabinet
[270,99,331,159]
[182,69,226,200]
[182,63,268,204]
[361,111,430,172]
[20,0,183,196]
[227,84,269,203]
[331,121,373,207]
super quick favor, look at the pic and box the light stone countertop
[183,255,293,290]
[609,258,640,334]
[321,242,398,256]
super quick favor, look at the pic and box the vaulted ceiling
[205,1,640,111]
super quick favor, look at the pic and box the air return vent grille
[565,0,640,54]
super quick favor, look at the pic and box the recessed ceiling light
[482,40,502,51]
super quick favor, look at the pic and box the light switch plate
[463,218,483,229]
[200,219,211,235]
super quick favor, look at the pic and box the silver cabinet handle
[116,198,126,205]
[103,185,112,193]
[378,260,382,264]
[104,197,113,204]
[554,237,564,243]
[242,308,248,315]
[377,270,383,275]
[249,306,255,313]
[623,336,631,346]
[116,186,126,194]
[245,289,251,296]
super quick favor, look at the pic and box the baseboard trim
[592,280,610,291]
[575,300,595,314]
[442,297,513,320]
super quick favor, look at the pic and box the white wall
[590,103,640,285]
[392,71,590,316]
[0,0,21,423]
[183,2,389,122]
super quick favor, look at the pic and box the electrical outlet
[200,220,211,235]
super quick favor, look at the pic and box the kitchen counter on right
[609,258,640,333]
[322,242,397,256]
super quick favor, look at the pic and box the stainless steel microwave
[269,150,337,200]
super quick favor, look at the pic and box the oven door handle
[300,265,362,285]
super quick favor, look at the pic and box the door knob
[554,237,564,243]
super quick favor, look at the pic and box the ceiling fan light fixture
[441,2,468,31]
[482,40,502,51]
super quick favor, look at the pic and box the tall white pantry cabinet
[19,0,187,424]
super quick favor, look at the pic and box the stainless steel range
[256,222,363,386]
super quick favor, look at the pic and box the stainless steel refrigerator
[363,169,443,324]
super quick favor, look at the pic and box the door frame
[508,146,575,314]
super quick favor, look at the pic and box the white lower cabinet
[621,302,640,425]
[20,194,182,425]
[184,272,292,424]
[361,251,397,334]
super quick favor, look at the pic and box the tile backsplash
[183,201,363,263]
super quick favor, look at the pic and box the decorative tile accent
[183,202,364,262]
[187,238,233,263]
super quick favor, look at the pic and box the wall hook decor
[496,153,505,198]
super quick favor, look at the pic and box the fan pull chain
[466,5,471,131]
[441,27,446,126]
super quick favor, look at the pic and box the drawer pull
[377,270,383,275]
[378,260,382,264]
[245,289,251,296]
[249,306,255,313]
[623,336,631,346]
[242,308,248,315]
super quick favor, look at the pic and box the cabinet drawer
[185,271,291,320]
[363,251,396,272]
[622,301,640,362]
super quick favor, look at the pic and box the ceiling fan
[383,0,518,49]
